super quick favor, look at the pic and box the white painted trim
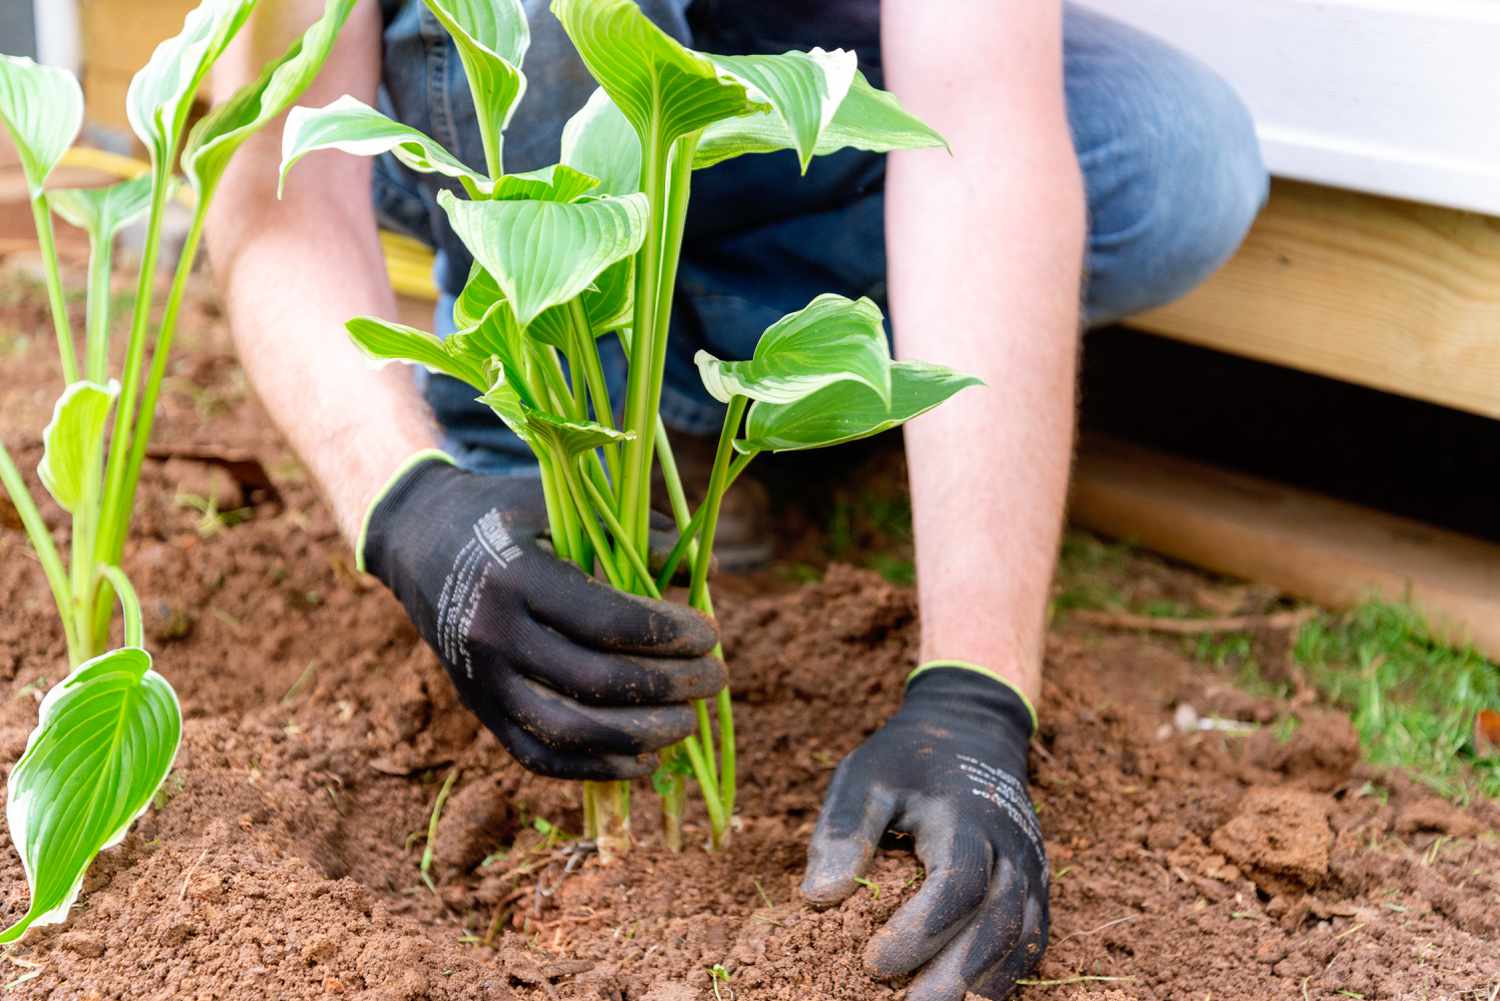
[32,0,80,76]
[1075,0,1500,215]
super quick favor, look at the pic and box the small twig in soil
[1071,607,1316,635]
[1054,912,1139,945]
[280,661,318,704]
[751,877,775,908]
[178,846,212,900]
[1014,975,1135,988]
[1332,922,1367,941]
[852,876,881,898]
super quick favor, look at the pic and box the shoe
[653,429,773,572]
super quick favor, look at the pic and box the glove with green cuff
[359,452,726,780]
[802,662,1049,1001]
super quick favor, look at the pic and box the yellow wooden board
[1128,180,1500,420]
[1070,434,1500,662]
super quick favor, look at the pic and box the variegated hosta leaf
[438,189,647,327]
[737,360,981,454]
[0,56,83,198]
[345,316,489,389]
[695,294,892,407]
[477,377,631,456]
[422,0,528,175]
[560,87,641,196]
[551,0,765,147]
[708,48,856,173]
[127,0,256,170]
[183,0,357,200]
[457,253,629,352]
[0,647,182,943]
[696,71,947,171]
[446,281,540,407]
[491,163,600,203]
[50,174,156,245]
[280,96,488,197]
[37,380,119,513]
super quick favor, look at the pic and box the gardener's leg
[1064,4,1268,323]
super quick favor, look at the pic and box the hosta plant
[0,0,353,940]
[279,0,978,856]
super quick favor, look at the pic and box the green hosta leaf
[709,48,856,173]
[422,0,528,175]
[0,56,83,198]
[345,316,488,389]
[551,0,765,147]
[0,647,182,943]
[476,378,630,455]
[183,0,357,201]
[738,360,981,454]
[560,88,641,196]
[37,380,118,513]
[127,0,256,170]
[50,174,156,245]
[491,163,599,203]
[696,294,891,407]
[696,71,947,171]
[280,96,488,198]
[447,280,539,405]
[438,189,647,327]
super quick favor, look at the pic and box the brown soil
[2,265,1498,1000]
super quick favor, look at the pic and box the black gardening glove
[360,453,725,779]
[802,663,1049,1001]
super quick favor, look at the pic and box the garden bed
[1,267,1496,1000]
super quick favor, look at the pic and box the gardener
[207,1,1264,997]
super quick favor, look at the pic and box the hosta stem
[583,780,631,862]
[0,440,77,663]
[30,194,78,385]
[97,565,141,649]
[83,230,113,384]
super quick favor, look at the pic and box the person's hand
[359,453,725,779]
[802,663,1049,1001]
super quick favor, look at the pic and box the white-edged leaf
[476,378,630,455]
[551,0,765,147]
[345,316,488,389]
[0,56,83,198]
[183,0,357,200]
[738,360,981,454]
[37,380,119,513]
[438,189,647,327]
[127,0,256,170]
[560,87,641,196]
[422,0,528,175]
[447,276,540,406]
[696,70,947,171]
[708,48,856,173]
[0,646,182,944]
[491,163,599,202]
[50,174,156,245]
[695,294,891,407]
[279,96,488,197]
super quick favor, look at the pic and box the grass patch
[1294,601,1500,803]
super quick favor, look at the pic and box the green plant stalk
[688,396,748,829]
[91,169,169,642]
[580,472,656,596]
[29,194,78,385]
[653,452,755,592]
[113,208,208,557]
[556,456,622,588]
[82,229,114,384]
[631,133,696,559]
[95,564,142,649]
[68,400,108,664]
[657,744,686,854]
[568,300,618,483]
[0,440,78,663]
[617,126,672,590]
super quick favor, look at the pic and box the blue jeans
[375,2,1268,474]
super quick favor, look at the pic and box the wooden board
[80,0,198,133]
[1128,180,1500,421]
[1069,435,1500,662]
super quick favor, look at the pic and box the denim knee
[1068,8,1269,325]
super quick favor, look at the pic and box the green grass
[1293,601,1500,803]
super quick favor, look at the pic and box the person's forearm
[883,2,1084,704]
[205,0,439,546]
